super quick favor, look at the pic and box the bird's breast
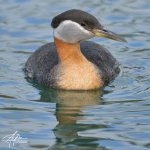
[54,37,103,90]
[56,61,104,90]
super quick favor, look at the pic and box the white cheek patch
[54,20,94,43]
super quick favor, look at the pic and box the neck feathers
[54,37,87,64]
[54,37,103,90]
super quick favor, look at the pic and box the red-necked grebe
[24,9,126,90]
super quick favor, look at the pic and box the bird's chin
[80,34,95,42]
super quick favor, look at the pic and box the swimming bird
[24,9,126,90]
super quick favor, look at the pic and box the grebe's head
[51,9,126,43]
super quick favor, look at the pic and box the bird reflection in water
[38,88,105,150]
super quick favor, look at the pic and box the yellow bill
[94,28,127,42]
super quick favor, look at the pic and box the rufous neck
[54,37,87,63]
